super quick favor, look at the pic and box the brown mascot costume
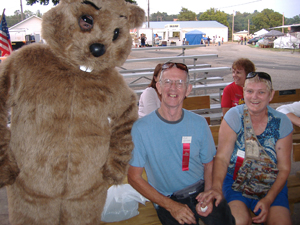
[0,0,144,224]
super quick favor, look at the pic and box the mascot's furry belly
[9,69,114,197]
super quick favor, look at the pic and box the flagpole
[0,9,5,22]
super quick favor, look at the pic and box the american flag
[0,13,13,56]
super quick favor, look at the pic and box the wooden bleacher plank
[209,125,220,147]
[288,175,300,188]
[270,89,300,104]
[293,143,300,162]
[293,125,300,143]
[183,96,210,110]
[183,96,211,124]
[288,186,300,204]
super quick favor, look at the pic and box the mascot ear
[127,3,145,29]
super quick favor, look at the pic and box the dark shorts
[223,173,289,215]
[154,181,235,225]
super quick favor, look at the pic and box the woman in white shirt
[138,64,162,118]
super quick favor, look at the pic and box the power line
[217,0,262,10]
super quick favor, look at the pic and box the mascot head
[42,0,145,72]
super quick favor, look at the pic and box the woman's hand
[252,197,272,224]
[196,187,223,208]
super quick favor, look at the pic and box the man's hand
[169,201,196,225]
[196,200,213,217]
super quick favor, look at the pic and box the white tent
[273,34,300,49]
[253,29,268,37]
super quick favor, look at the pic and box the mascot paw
[0,157,20,188]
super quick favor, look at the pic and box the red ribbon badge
[182,143,190,171]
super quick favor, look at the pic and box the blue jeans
[154,189,235,225]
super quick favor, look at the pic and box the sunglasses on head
[161,62,189,73]
[246,72,272,83]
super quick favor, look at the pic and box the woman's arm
[197,119,237,206]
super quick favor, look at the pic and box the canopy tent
[263,30,284,37]
[185,30,206,45]
[253,29,268,37]
[274,35,300,49]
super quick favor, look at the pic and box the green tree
[23,10,34,18]
[252,9,283,30]
[177,7,196,21]
[285,15,300,25]
[150,12,177,21]
[199,8,229,28]
[6,11,23,27]
[26,0,136,5]
[199,8,230,37]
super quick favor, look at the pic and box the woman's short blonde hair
[244,75,273,93]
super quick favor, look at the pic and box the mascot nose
[89,43,106,57]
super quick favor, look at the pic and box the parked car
[247,37,261,44]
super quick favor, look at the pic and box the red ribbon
[182,143,190,171]
[233,156,244,180]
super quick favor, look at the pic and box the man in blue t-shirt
[128,62,235,225]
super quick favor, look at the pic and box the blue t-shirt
[224,105,293,176]
[130,109,216,196]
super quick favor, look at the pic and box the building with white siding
[137,21,228,46]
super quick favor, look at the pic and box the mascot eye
[79,15,93,31]
[113,28,120,41]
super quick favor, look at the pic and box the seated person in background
[221,58,255,115]
[138,64,162,118]
[128,62,235,225]
[198,72,293,225]
[276,101,300,127]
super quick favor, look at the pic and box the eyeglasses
[161,62,189,73]
[160,79,187,89]
[246,72,272,83]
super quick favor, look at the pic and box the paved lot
[1,43,300,224]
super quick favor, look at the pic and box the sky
[1,0,300,19]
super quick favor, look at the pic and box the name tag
[182,136,192,143]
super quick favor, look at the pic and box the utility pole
[248,19,250,36]
[20,0,24,20]
[147,0,150,28]
[282,13,284,33]
[232,10,234,42]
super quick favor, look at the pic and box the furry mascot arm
[102,93,138,185]
[101,2,144,185]
[0,59,20,188]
